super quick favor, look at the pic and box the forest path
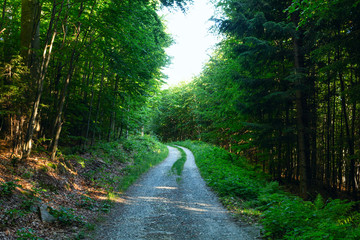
[93,146,259,240]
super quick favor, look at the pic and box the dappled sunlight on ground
[121,194,226,214]
[177,205,208,212]
[0,147,127,239]
[154,186,178,190]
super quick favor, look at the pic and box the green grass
[175,140,360,240]
[116,135,169,191]
[167,145,187,184]
[83,135,168,193]
[170,145,187,176]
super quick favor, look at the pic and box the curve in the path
[94,146,259,240]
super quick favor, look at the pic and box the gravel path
[93,146,260,240]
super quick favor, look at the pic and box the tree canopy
[152,0,360,199]
[0,0,191,158]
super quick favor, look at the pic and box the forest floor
[0,142,114,239]
[0,137,168,239]
[93,146,261,239]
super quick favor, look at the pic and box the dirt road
[94,146,259,239]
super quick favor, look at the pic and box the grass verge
[175,140,360,240]
[169,145,186,176]
[114,135,169,192]
[167,145,187,184]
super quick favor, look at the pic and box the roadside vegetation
[169,146,187,176]
[0,135,168,239]
[167,145,187,184]
[176,140,360,239]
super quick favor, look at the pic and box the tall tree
[153,0,360,199]
[22,0,62,158]
[1,0,190,159]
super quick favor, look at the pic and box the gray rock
[38,204,56,223]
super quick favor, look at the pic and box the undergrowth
[175,140,360,239]
[0,135,168,239]
[116,135,169,191]
[81,135,168,193]
[74,135,168,237]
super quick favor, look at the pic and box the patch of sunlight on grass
[107,192,118,200]
[237,208,261,217]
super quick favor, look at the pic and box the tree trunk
[310,77,317,186]
[22,0,62,159]
[48,0,92,159]
[84,68,96,144]
[108,75,119,142]
[91,56,105,145]
[293,24,310,199]
[20,0,41,158]
[337,91,343,191]
[339,71,355,194]
[285,108,293,181]
[20,0,41,71]
[49,45,79,160]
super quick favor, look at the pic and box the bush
[20,197,39,212]
[89,141,128,164]
[0,180,21,197]
[16,228,43,240]
[262,196,360,239]
[76,195,96,210]
[49,207,83,226]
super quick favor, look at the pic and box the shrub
[1,208,25,225]
[49,207,83,226]
[76,195,96,210]
[16,228,43,240]
[99,201,112,213]
[20,197,39,212]
[261,196,360,239]
[0,180,21,197]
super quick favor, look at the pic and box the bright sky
[159,0,219,88]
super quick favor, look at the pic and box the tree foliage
[152,0,360,199]
[0,0,191,157]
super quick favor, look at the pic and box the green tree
[0,0,191,159]
[153,0,360,199]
